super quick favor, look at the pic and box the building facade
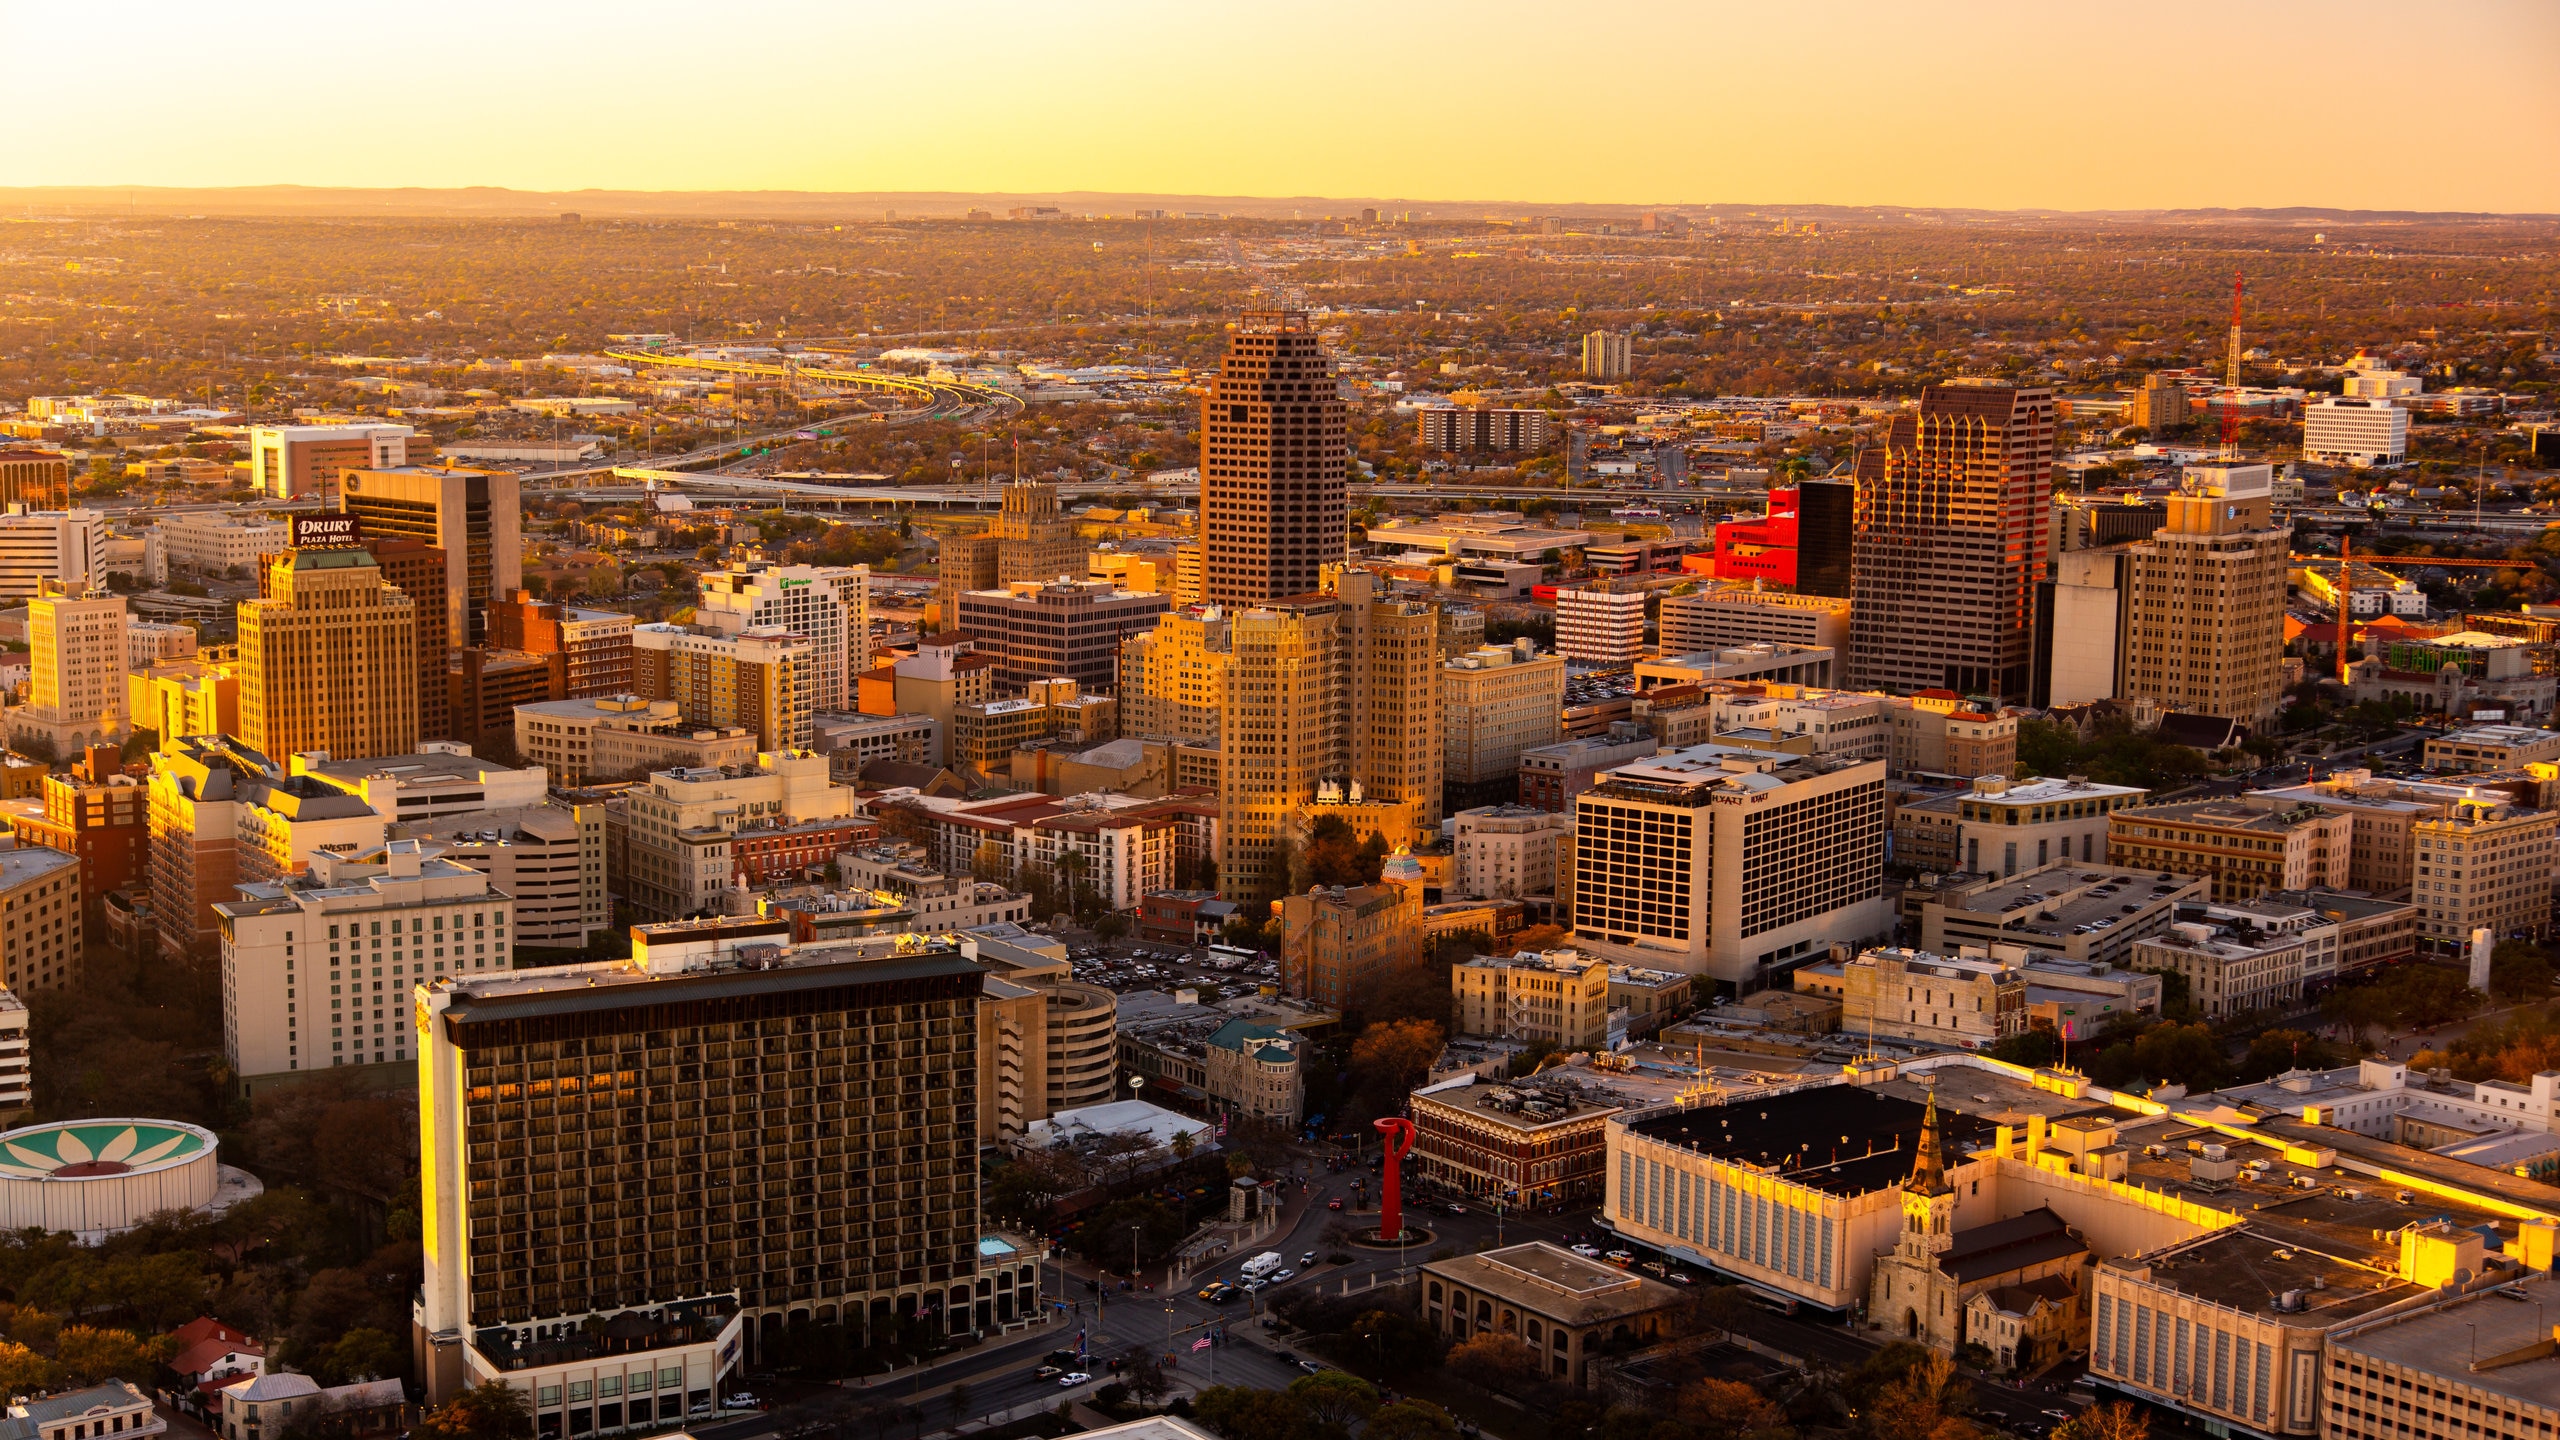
[248,425,410,500]
[1443,643,1565,810]
[693,564,867,713]
[1554,586,1645,665]
[632,624,813,751]
[953,580,1169,697]
[2119,464,2289,723]
[1200,311,1346,607]
[1849,383,2055,702]
[239,549,419,765]
[338,465,521,646]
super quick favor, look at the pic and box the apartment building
[1566,743,1890,989]
[2107,798,2352,904]
[1419,407,1552,453]
[512,695,758,786]
[693,563,868,712]
[413,940,985,1404]
[1453,804,1572,900]
[1115,606,1232,746]
[950,680,1117,774]
[1581,330,1631,380]
[1517,725,1661,812]
[608,751,855,919]
[238,548,419,764]
[2118,464,2289,723]
[1452,948,1610,1050]
[1554,586,1645,664]
[132,661,238,752]
[157,513,291,576]
[1887,694,2021,779]
[11,766,146,925]
[1444,642,1566,810]
[631,623,812,751]
[215,840,513,1091]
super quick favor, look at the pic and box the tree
[972,841,1010,885]
[1867,1350,1974,1440]
[318,1327,401,1384]
[1350,957,1457,1032]
[51,1326,166,1386]
[2052,1402,2148,1440]
[2491,942,2555,1002]
[1285,1371,1378,1434]
[1346,1308,1440,1372]
[1670,1377,1790,1440]
[1192,1387,1303,1440]
[1124,1349,1172,1408]
[1349,1019,1444,1115]
[415,1381,536,1440]
[0,1340,54,1395]
[1095,912,1131,941]
[1363,1401,1459,1440]
[1444,1331,1541,1394]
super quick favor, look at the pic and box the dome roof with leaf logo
[0,1120,215,1180]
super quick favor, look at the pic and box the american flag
[1191,1337,1212,1352]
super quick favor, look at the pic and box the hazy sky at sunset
[9,0,2556,213]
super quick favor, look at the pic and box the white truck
[1239,1250,1284,1281]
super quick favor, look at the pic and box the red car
[1326,1198,1344,1211]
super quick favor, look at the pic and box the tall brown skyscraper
[361,537,449,742]
[239,548,419,763]
[1202,311,1345,605]
[1848,383,2054,702]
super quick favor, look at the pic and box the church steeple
[1909,1085,1955,1198]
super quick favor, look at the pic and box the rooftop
[0,846,78,890]
[1929,866,2207,943]
[1965,775,2148,806]
[1422,1242,1684,1325]
[2332,1274,2560,1409]
[1622,1084,2002,1197]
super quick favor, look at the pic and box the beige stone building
[2410,794,2558,952]
[2108,797,2352,904]
[1116,607,1232,746]
[1815,946,2028,1051]
[1277,880,1423,1011]
[1420,1243,1684,1389]
[609,750,856,919]
[2119,464,2289,723]
[1452,948,1610,1050]
[1443,641,1565,809]
[1890,695,2021,779]
[11,582,128,757]
[1453,804,1571,900]
[238,549,419,765]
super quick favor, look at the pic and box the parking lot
[1054,934,1283,999]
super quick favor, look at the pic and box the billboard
[292,515,364,549]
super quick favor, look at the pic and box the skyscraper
[238,548,420,763]
[1793,478,1855,599]
[2120,463,2289,722]
[249,424,412,501]
[1848,383,2055,702]
[338,465,521,646]
[631,623,812,750]
[1581,330,1631,381]
[1201,311,1346,606]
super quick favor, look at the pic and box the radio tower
[2221,271,2245,459]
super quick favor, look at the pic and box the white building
[694,562,871,713]
[1555,587,1646,664]
[157,513,292,576]
[127,620,196,669]
[213,839,515,1089]
[2304,397,2409,468]
[0,509,108,600]
[1453,803,1571,899]
[0,988,27,1119]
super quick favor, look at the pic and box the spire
[1909,1084,1954,1197]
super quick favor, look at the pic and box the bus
[1208,944,1259,970]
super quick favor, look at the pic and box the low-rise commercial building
[1419,1243,1687,1388]
[1657,590,1849,657]
[1911,864,2210,967]
[2256,888,2416,976]
[2128,915,2311,1020]
[1941,774,2151,877]
[608,750,856,919]
[2422,724,2560,774]
[2408,793,2557,952]
[397,803,607,951]
[1516,725,1660,813]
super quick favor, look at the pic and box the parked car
[1060,1372,1092,1387]
[1570,1244,1603,1258]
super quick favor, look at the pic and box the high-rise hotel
[415,941,987,1409]
[1849,383,2055,703]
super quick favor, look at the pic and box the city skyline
[0,1,2553,213]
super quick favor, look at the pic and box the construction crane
[2295,542,2547,685]
[2221,272,2245,459]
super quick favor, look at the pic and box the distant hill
[0,186,2549,225]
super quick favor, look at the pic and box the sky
[5,0,2556,213]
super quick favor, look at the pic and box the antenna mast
[2221,272,2245,460]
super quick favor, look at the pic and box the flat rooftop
[1965,776,2147,806]
[1422,1242,1682,1325]
[2107,1225,2420,1327]
[1931,868,2203,941]
[2333,1274,2560,1407]
[1624,1083,2003,1197]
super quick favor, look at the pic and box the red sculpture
[1374,1117,1417,1241]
